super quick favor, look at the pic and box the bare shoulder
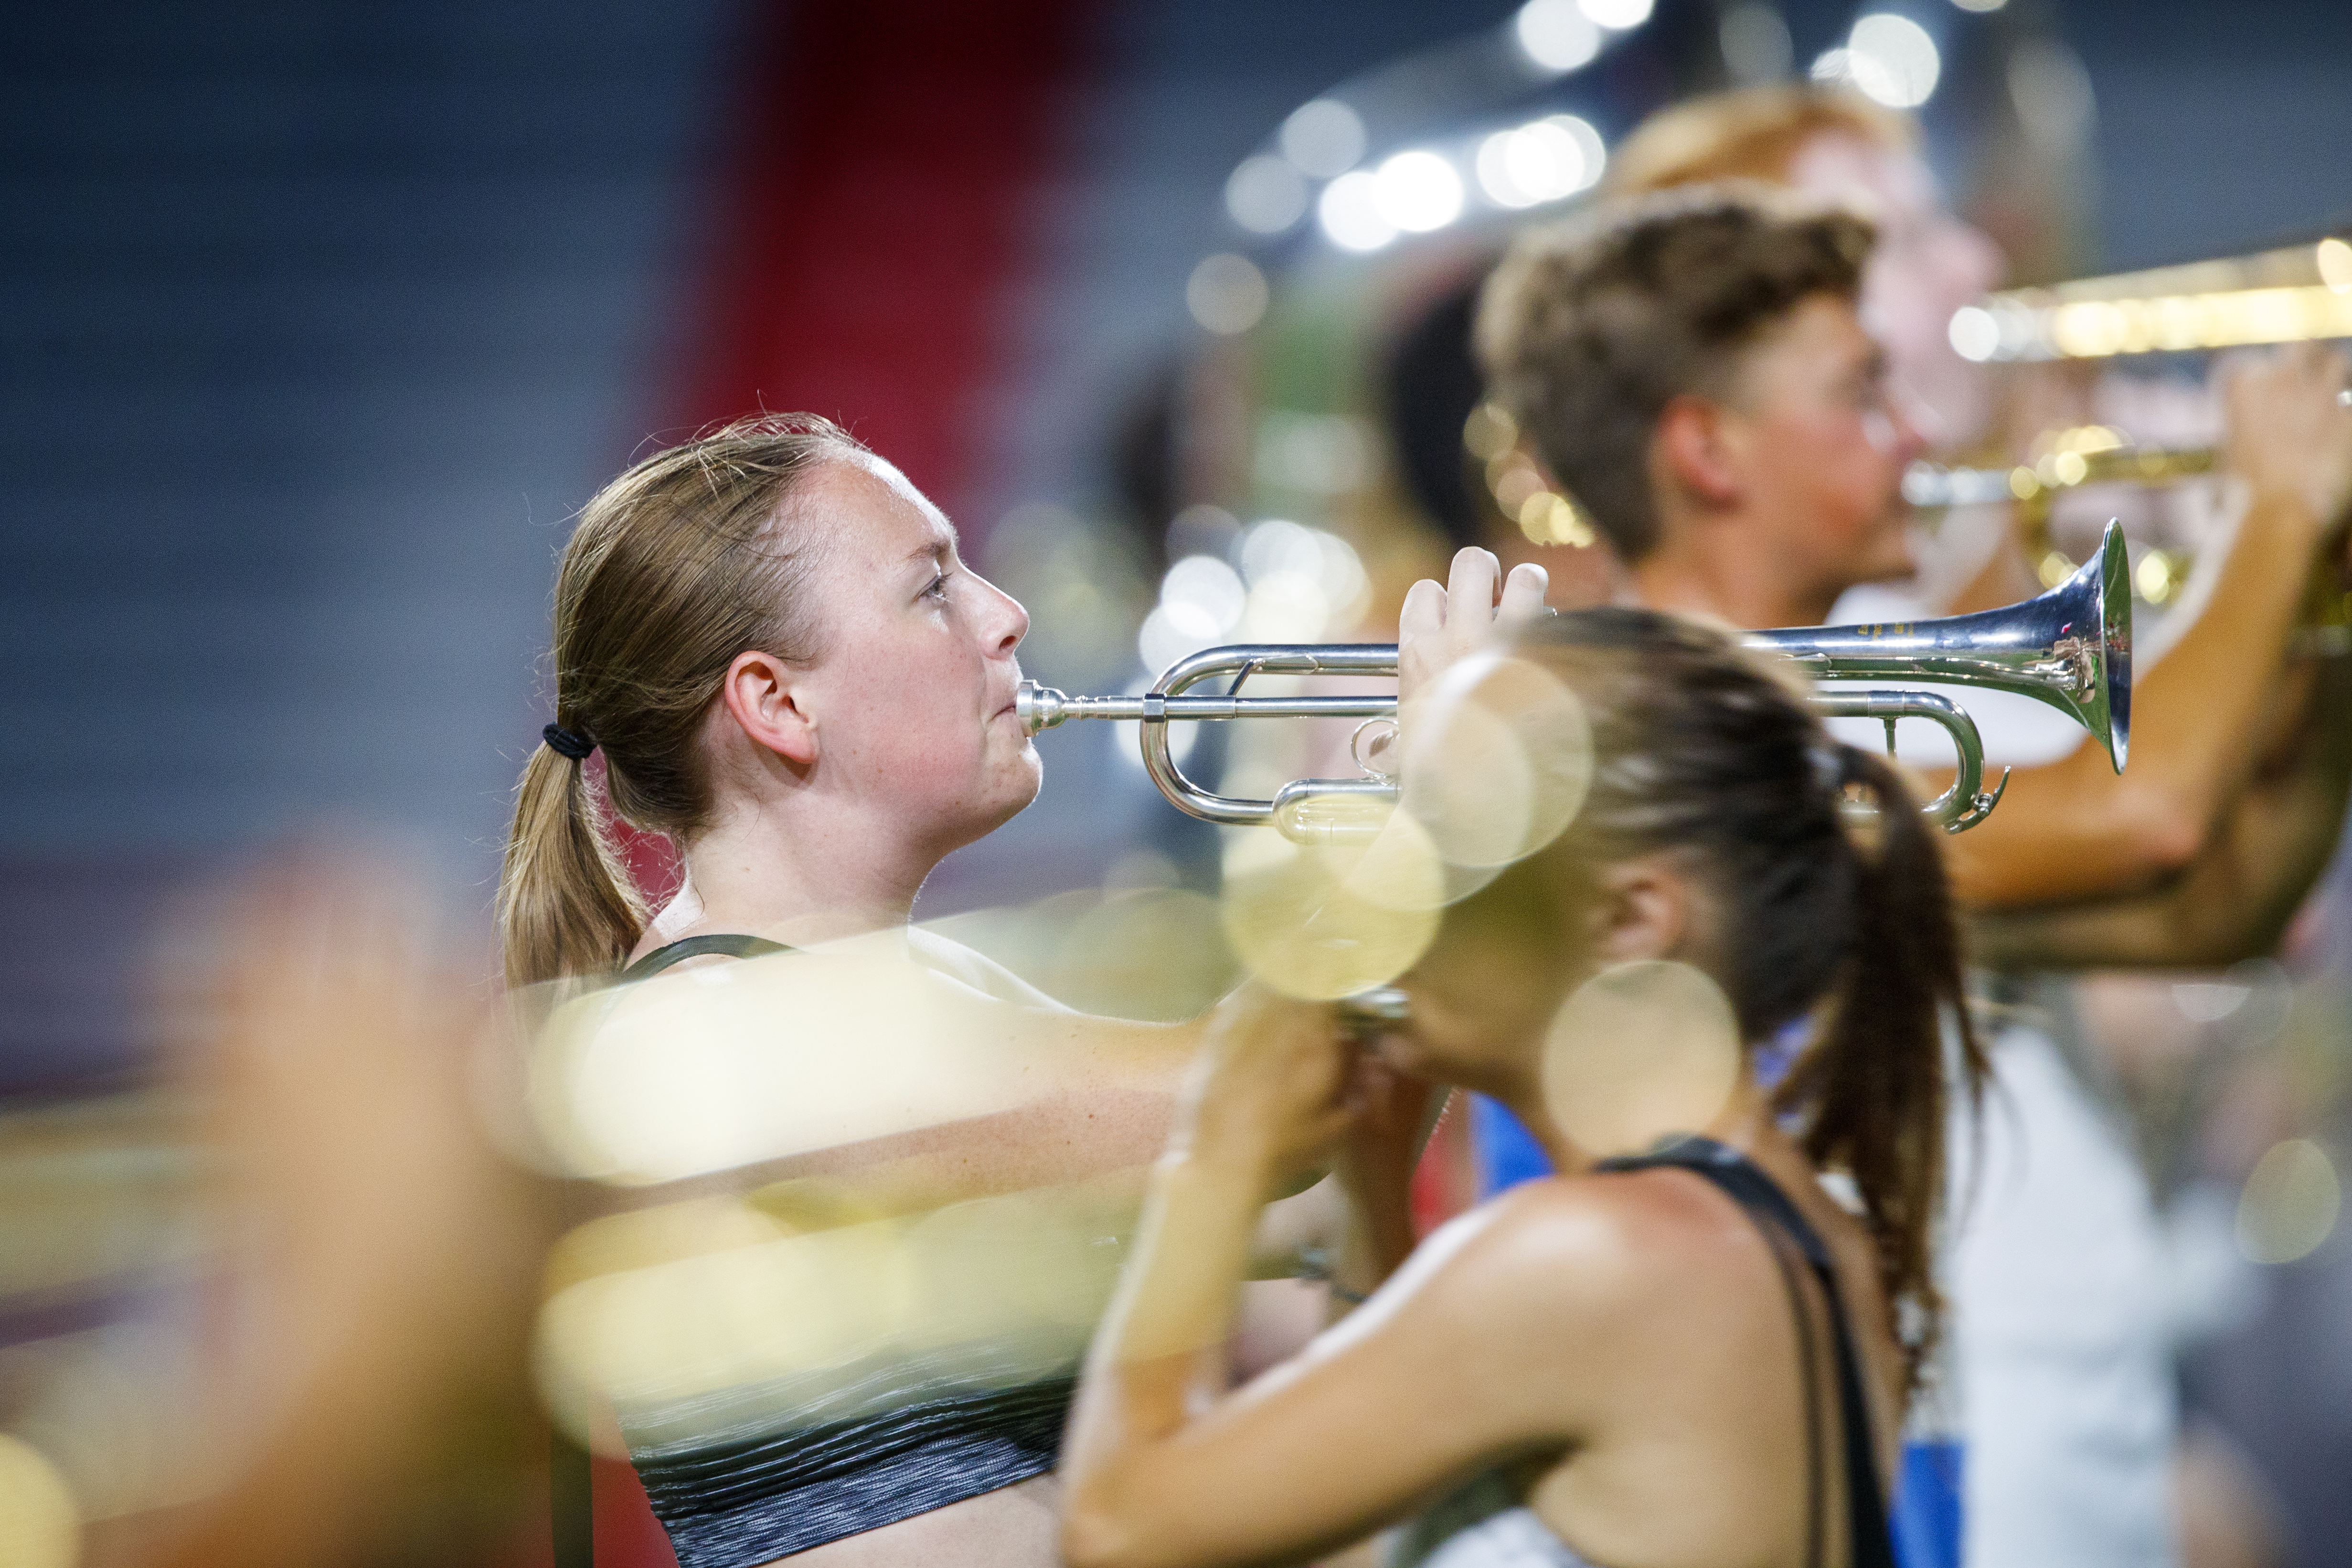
[1428,1171,1770,1332]
[1324,1171,1767,1442]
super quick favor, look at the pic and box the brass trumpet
[1019,523,2132,842]
[1907,427,2352,644]
[1905,426,2215,596]
[1949,236,2352,363]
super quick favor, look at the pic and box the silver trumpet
[1020,522,2132,842]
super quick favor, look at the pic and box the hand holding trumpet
[2223,340,2352,537]
[1399,547,1550,704]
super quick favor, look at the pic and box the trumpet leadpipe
[1905,439,2216,513]
[1015,687,1394,732]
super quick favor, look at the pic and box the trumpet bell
[1749,519,2132,773]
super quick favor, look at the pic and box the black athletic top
[1395,1136,1897,1568]
[590,935,1083,1568]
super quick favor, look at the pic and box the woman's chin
[980,757,1045,829]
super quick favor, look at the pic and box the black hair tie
[542,723,595,761]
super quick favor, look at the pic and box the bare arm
[1969,653,2352,968]
[1058,990,1586,1568]
[1931,346,2352,909]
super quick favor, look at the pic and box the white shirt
[1819,579,2179,1566]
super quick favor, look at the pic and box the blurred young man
[1585,88,2352,921]
[1477,176,2352,1568]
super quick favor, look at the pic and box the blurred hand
[1177,984,1353,1187]
[2221,341,2352,534]
[1330,1049,1436,1262]
[1398,547,1549,706]
[202,861,496,1273]
[140,854,545,1568]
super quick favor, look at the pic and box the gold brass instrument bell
[1948,235,2352,364]
[1909,426,2352,644]
[1905,426,2216,597]
[1931,235,2352,604]
[1019,523,2133,842]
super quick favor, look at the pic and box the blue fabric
[1892,1440,1965,1568]
[1469,1092,1554,1196]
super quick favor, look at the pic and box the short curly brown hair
[1475,183,1875,562]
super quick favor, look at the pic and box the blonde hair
[1606,83,1914,198]
[497,415,866,989]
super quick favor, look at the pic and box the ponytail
[495,415,863,990]
[498,742,646,990]
[1512,609,1990,1386]
[1773,747,1986,1382]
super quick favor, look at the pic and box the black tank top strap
[617,933,795,983]
[1595,1136,1896,1568]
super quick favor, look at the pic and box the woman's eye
[923,572,951,601]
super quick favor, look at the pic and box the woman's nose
[981,575,1029,655]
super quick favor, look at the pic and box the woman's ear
[719,650,819,766]
[1652,394,1745,510]
[1591,853,1695,964]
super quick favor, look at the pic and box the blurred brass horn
[1948,234,2352,363]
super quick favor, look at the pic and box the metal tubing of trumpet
[1018,661,2014,835]
[1904,445,2217,512]
[1810,689,2010,832]
[1137,644,1396,828]
[1014,688,1393,731]
[1015,524,2129,834]
[1948,236,2352,363]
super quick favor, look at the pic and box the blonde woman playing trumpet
[499,413,1545,1568]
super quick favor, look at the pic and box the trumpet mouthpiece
[1015,681,1068,735]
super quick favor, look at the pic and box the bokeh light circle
[1401,653,1594,872]
[1541,960,1743,1158]
[1221,814,1441,1000]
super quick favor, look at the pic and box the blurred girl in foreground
[496,414,1544,1567]
[1060,604,1985,1568]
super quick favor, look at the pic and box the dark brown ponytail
[1515,608,1986,1380]
[1770,745,1986,1377]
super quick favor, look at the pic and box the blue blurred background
[3,1,2350,1563]
[11,0,2352,1071]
